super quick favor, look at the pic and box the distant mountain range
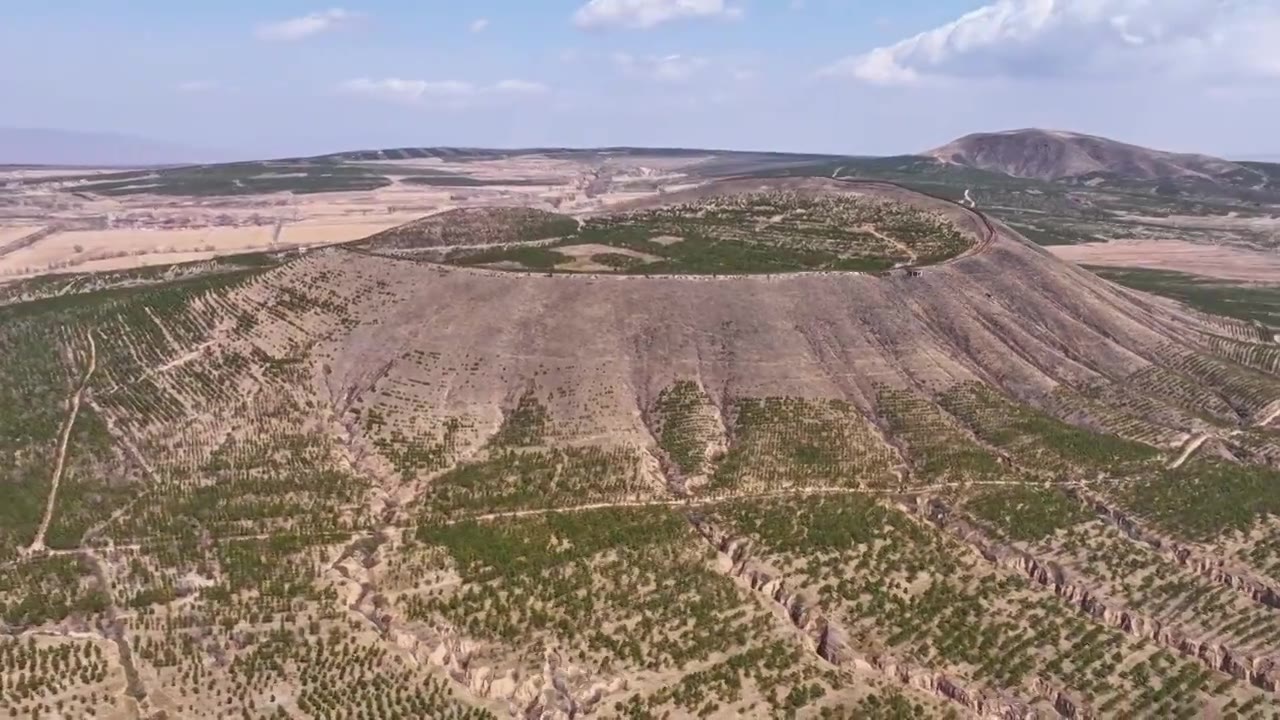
[4,126,1278,202]
[0,127,221,167]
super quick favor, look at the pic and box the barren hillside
[3,178,1280,718]
[926,128,1246,182]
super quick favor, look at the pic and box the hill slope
[925,128,1244,182]
[3,179,1280,718]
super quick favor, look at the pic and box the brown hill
[925,128,1244,181]
[93,179,1276,483]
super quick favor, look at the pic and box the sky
[2,0,1278,160]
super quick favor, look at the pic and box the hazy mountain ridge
[0,127,223,167]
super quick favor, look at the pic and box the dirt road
[27,332,97,553]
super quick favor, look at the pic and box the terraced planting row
[937,382,1162,477]
[874,387,1006,484]
[1202,335,1280,376]
[403,508,941,719]
[707,494,1276,718]
[1142,346,1280,424]
[416,445,653,520]
[708,397,899,494]
[1030,519,1280,656]
[408,510,758,671]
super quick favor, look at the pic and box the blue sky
[2,0,1278,159]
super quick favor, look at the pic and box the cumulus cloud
[822,0,1280,86]
[573,0,741,30]
[338,78,549,107]
[256,8,359,41]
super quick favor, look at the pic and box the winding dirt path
[423,476,1147,527]
[27,332,97,553]
[1168,433,1210,469]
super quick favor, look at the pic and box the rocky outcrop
[390,624,624,719]
[902,496,1280,694]
[688,514,1064,719]
[1064,487,1280,612]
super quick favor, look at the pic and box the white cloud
[613,52,711,82]
[493,79,549,94]
[338,78,473,104]
[256,8,359,41]
[338,78,549,107]
[822,0,1280,87]
[470,18,490,33]
[573,0,742,30]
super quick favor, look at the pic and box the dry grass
[276,216,420,245]
[0,152,726,280]
[0,226,275,278]
[0,225,44,244]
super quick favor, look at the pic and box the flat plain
[1050,239,1280,283]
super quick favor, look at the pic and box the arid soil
[1050,239,1280,282]
[0,152,722,281]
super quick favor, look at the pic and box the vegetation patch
[356,207,578,252]
[963,486,1092,542]
[938,383,1160,476]
[1090,266,1280,327]
[875,387,1005,484]
[652,381,720,476]
[71,161,392,197]
[410,509,764,673]
[417,445,650,519]
[1118,459,1280,540]
[444,191,973,274]
[711,397,896,493]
